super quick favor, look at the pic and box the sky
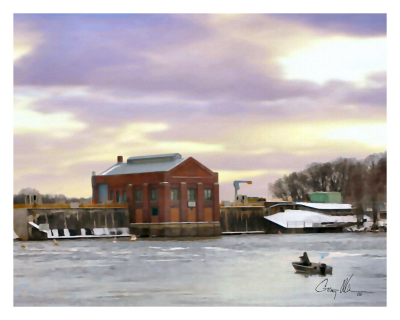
[13,13,387,201]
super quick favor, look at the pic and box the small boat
[292,262,333,275]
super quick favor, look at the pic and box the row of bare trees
[13,188,91,205]
[269,152,386,224]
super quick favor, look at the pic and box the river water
[14,233,386,306]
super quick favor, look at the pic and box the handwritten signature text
[315,274,373,299]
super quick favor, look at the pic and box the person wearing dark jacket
[299,252,311,266]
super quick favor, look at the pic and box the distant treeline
[13,188,91,205]
[269,152,387,213]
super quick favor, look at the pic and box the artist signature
[315,274,373,300]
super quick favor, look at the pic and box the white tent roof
[296,202,352,210]
[265,209,369,228]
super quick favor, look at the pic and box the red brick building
[92,153,221,236]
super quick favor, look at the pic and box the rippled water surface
[14,233,386,306]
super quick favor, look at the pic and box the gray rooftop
[100,153,187,176]
[268,202,352,210]
[127,153,182,164]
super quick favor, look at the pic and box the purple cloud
[317,74,387,108]
[273,14,386,36]
[14,14,387,198]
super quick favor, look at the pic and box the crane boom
[233,180,252,197]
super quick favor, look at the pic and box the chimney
[117,156,123,163]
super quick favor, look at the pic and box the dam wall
[130,221,221,237]
[220,206,266,233]
[14,207,130,240]
[14,208,29,240]
[15,206,266,240]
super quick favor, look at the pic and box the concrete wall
[220,207,266,233]
[14,208,130,240]
[130,222,221,237]
[14,208,29,240]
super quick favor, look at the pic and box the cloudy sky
[13,13,387,201]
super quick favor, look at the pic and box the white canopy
[265,209,369,228]
[296,202,352,210]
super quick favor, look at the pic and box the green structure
[309,192,342,204]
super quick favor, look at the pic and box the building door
[99,183,108,204]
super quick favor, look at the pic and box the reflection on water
[14,233,386,306]
[295,272,329,278]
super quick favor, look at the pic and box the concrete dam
[14,205,268,240]
[14,207,130,241]
[219,206,266,234]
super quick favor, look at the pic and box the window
[150,189,158,201]
[204,189,212,200]
[122,190,127,202]
[136,189,142,202]
[188,189,196,201]
[171,188,179,201]
[109,190,113,201]
[151,207,158,216]
[116,191,120,203]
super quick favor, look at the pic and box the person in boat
[299,252,311,266]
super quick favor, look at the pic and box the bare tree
[269,153,385,218]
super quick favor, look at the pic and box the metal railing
[13,203,128,209]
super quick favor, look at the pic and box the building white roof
[264,209,368,228]
[296,202,352,210]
